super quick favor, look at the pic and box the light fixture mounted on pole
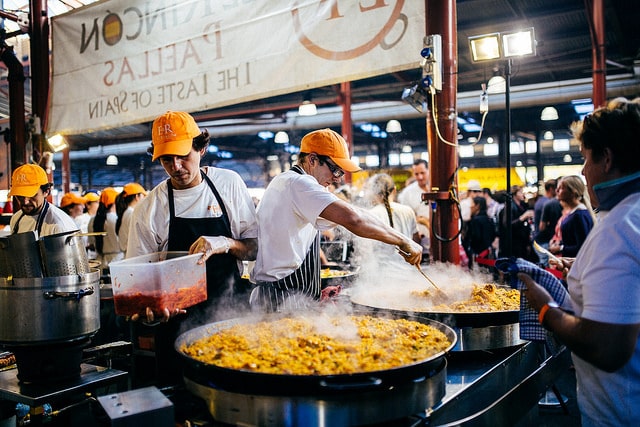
[46,134,68,152]
[468,28,536,258]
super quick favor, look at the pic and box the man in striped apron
[250,128,423,312]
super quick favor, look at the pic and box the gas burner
[9,338,91,384]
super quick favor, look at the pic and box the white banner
[48,0,426,135]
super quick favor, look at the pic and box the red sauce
[112,279,207,316]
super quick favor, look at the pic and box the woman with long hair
[364,173,420,265]
[463,196,496,269]
[88,187,123,273]
[116,182,147,253]
[548,175,596,257]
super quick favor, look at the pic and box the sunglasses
[318,157,344,178]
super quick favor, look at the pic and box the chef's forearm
[228,237,257,261]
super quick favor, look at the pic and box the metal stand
[539,384,569,409]
[538,342,569,412]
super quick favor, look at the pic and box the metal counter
[0,364,127,407]
[426,340,571,426]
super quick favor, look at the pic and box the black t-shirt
[535,198,563,244]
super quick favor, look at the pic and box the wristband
[538,301,560,324]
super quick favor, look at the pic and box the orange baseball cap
[300,129,361,172]
[8,164,50,197]
[100,187,119,206]
[60,192,87,208]
[122,182,147,197]
[83,191,100,203]
[151,111,201,161]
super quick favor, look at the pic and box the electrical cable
[431,181,462,243]
[429,89,458,147]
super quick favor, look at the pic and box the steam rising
[349,246,498,309]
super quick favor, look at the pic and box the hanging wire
[429,89,458,147]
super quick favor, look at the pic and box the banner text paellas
[49,0,425,134]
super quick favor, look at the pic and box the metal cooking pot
[0,231,43,278]
[185,360,447,427]
[39,230,91,276]
[0,270,100,344]
[175,312,456,396]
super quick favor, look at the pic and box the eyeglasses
[318,157,344,178]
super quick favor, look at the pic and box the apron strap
[167,169,232,236]
[13,200,49,235]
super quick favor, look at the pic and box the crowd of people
[6,99,637,426]
[4,128,591,283]
[455,176,596,271]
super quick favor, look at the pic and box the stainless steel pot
[184,360,446,426]
[39,230,90,276]
[0,231,43,278]
[0,270,100,344]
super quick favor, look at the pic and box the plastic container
[109,251,207,317]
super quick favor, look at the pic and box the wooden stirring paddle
[396,247,450,300]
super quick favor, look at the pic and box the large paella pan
[175,311,456,396]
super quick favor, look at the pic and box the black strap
[13,200,49,235]
[167,169,232,236]
[291,165,304,175]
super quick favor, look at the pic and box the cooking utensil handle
[415,265,442,290]
[319,376,383,391]
[533,240,562,264]
[43,286,95,301]
[395,246,443,291]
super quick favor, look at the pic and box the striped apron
[250,165,322,312]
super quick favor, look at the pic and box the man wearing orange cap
[116,182,147,253]
[126,111,258,385]
[8,164,77,236]
[250,128,423,312]
[128,112,258,311]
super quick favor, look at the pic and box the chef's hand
[397,240,423,266]
[548,240,562,254]
[321,285,342,301]
[517,273,554,312]
[189,236,231,264]
[549,256,574,279]
[130,306,186,324]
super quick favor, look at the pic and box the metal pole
[504,58,512,258]
[591,0,606,107]
[340,81,353,184]
[426,0,459,264]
